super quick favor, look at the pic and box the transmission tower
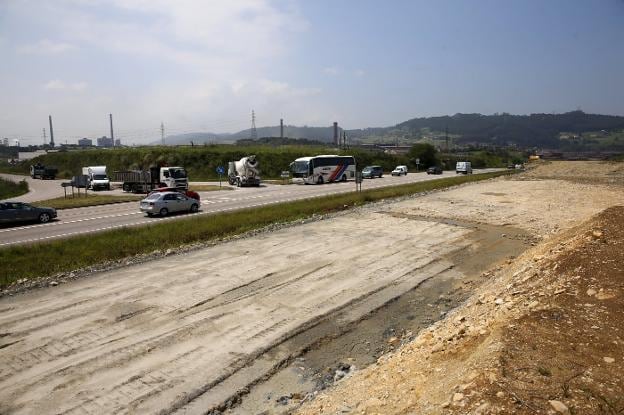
[160,122,165,145]
[42,128,47,146]
[250,110,257,140]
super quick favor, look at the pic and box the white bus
[290,155,356,184]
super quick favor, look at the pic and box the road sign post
[415,158,420,172]
[216,166,225,188]
[355,171,363,192]
[280,170,290,184]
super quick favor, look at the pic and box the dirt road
[0,161,622,414]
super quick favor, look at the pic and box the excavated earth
[0,161,622,415]
[296,163,624,415]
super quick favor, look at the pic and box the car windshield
[169,168,187,179]
[291,161,309,174]
[363,167,372,172]
[93,174,107,180]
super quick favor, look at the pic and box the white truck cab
[82,166,111,190]
[456,161,473,174]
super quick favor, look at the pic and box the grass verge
[0,171,511,288]
[33,194,142,209]
[0,177,29,200]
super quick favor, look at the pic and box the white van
[82,166,111,190]
[455,161,473,174]
[391,165,408,176]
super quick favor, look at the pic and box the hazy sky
[2,0,623,145]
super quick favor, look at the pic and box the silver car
[0,202,57,224]
[140,191,200,217]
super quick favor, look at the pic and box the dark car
[0,201,57,224]
[362,165,383,178]
[426,166,443,175]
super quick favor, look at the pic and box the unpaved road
[1,162,622,415]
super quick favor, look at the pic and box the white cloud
[323,67,339,75]
[44,80,66,90]
[18,39,76,54]
[355,69,365,77]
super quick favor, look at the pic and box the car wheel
[146,213,153,217]
[236,178,241,187]
[190,203,199,213]
[122,183,131,192]
[317,176,324,184]
[341,174,347,182]
[159,208,168,217]
[39,212,51,223]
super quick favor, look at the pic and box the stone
[495,298,504,305]
[387,337,400,346]
[452,393,464,402]
[496,391,505,398]
[592,230,603,238]
[49,281,59,286]
[475,402,491,414]
[603,357,615,364]
[549,400,569,413]
[586,288,597,296]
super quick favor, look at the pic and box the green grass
[0,177,29,199]
[0,171,511,288]
[33,194,142,209]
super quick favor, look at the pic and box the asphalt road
[0,170,501,246]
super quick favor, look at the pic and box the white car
[140,191,200,217]
[391,165,408,176]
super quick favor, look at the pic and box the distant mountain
[348,111,624,149]
[162,111,624,150]
[162,125,341,146]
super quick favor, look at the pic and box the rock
[495,298,504,305]
[549,400,569,413]
[586,288,597,296]
[165,249,173,256]
[452,392,464,402]
[475,402,491,414]
[592,230,603,239]
[603,357,615,364]
[528,300,539,309]
[387,336,400,346]
[49,281,59,286]
[496,391,505,398]
[334,369,347,382]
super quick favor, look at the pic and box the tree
[408,143,438,168]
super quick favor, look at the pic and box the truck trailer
[30,163,58,180]
[228,155,261,187]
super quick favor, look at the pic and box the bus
[290,155,356,184]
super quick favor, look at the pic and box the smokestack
[49,115,55,147]
[280,118,284,139]
[333,122,338,146]
[110,114,114,147]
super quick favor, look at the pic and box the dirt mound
[296,206,624,414]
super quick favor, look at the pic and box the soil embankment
[296,163,624,414]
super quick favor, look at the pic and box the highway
[0,170,501,246]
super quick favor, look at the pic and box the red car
[148,187,200,202]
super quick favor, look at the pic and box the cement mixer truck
[228,155,261,187]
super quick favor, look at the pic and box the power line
[250,110,257,140]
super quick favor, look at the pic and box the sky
[1,0,623,145]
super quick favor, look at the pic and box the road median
[1,171,510,290]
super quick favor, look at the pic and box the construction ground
[0,161,622,415]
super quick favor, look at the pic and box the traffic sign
[280,171,290,178]
[216,166,225,175]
